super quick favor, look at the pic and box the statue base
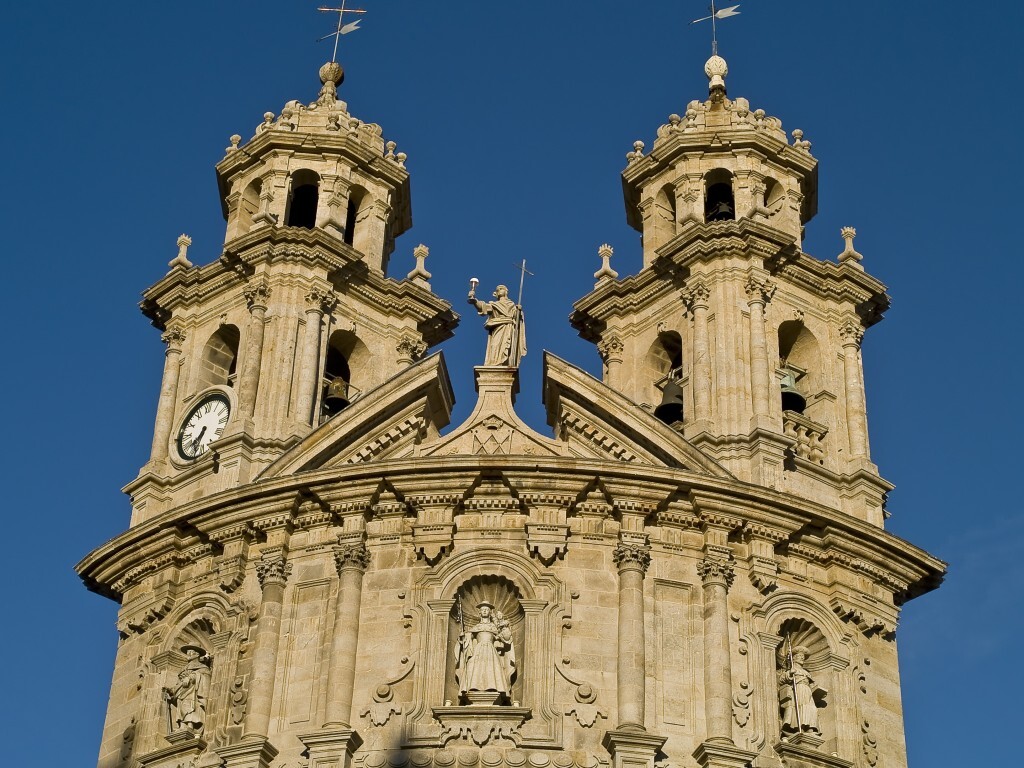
[474,366,520,406]
[774,736,853,768]
[602,727,668,768]
[691,740,759,768]
[462,689,508,705]
[432,705,532,747]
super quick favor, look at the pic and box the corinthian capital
[697,556,736,589]
[839,317,865,347]
[305,284,337,314]
[597,334,625,363]
[683,278,711,311]
[613,542,651,574]
[744,276,776,305]
[255,551,291,589]
[243,281,272,311]
[333,543,371,574]
[161,325,187,349]
[396,334,428,363]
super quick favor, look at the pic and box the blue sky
[1,1,1021,764]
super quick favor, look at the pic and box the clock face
[177,393,231,460]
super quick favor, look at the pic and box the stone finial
[839,227,864,270]
[168,234,194,269]
[385,141,397,160]
[320,61,344,86]
[792,129,812,151]
[259,111,275,133]
[627,140,645,163]
[594,244,619,283]
[407,244,432,287]
[705,54,728,99]
[226,134,241,153]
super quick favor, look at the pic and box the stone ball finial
[705,54,728,94]
[319,61,345,86]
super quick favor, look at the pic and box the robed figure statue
[778,645,827,736]
[454,601,516,704]
[469,284,526,367]
[163,645,212,736]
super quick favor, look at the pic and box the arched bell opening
[764,177,786,214]
[647,331,684,424]
[197,325,240,390]
[237,177,262,235]
[652,183,677,246]
[777,321,821,416]
[775,618,836,742]
[343,185,368,248]
[446,575,525,707]
[704,169,735,222]
[285,169,320,229]
[321,329,369,420]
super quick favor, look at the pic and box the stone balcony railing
[783,410,828,465]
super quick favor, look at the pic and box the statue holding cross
[468,261,529,368]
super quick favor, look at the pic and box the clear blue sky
[2,1,1020,764]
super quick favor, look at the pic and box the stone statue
[163,645,212,735]
[468,283,526,367]
[778,645,827,736]
[454,601,516,704]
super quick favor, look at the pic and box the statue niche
[448,575,523,706]
[776,618,830,740]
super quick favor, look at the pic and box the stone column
[744,276,776,419]
[237,282,271,420]
[150,325,186,463]
[696,554,736,743]
[323,541,371,727]
[599,334,625,390]
[295,286,335,427]
[612,539,651,729]
[685,279,713,424]
[839,317,869,458]
[244,547,291,740]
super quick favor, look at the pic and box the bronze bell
[654,379,685,424]
[325,376,351,409]
[779,369,807,414]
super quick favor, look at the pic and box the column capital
[744,275,776,306]
[683,278,711,311]
[598,334,625,363]
[160,325,187,350]
[697,556,735,589]
[396,334,428,364]
[839,317,865,347]
[333,542,371,574]
[305,284,337,314]
[244,281,272,312]
[255,550,291,590]
[613,542,652,575]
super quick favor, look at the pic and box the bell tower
[128,61,457,525]
[572,56,890,524]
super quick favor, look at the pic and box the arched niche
[764,177,786,214]
[778,321,822,417]
[322,328,370,419]
[197,325,240,390]
[403,548,566,749]
[286,169,320,229]
[652,183,677,245]
[645,330,683,408]
[236,177,262,235]
[704,168,735,222]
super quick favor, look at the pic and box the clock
[176,392,231,460]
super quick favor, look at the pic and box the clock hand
[191,426,208,453]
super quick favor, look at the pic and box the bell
[779,369,807,414]
[654,379,685,424]
[324,376,351,409]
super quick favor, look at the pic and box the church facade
[78,49,943,768]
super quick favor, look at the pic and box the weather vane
[690,2,740,56]
[318,1,367,63]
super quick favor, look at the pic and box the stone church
[77,41,944,768]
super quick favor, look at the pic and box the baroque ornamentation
[334,542,371,574]
[696,557,735,588]
[255,551,291,589]
[597,334,624,363]
[612,543,651,574]
[838,317,865,347]
[243,281,271,310]
[744,276,776,305]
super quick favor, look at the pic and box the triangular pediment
[542,352,732,477]
[259,352,455,478]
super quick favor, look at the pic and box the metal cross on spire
[318,1,367,63]
[690,2,741,56]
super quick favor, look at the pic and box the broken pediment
[542,352,731,477]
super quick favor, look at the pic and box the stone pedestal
[217,738,279,768]
[298,728,364,768]
[602,728,667,768]
[432,706,531,747]
[692,740,759,768]
[774,735,853,768]
[137,735,207,768]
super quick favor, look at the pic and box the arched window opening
[647,331,685,423]
[653,184,677,243]
[198,325,240,390]
[286,169,320,229]
[777,321,820,415]
[238,178,262,235]
[775,619,832,740]
[343,186,367,247]
[704,169,735,222]
[764,177,786,214]
[321,329,369,419]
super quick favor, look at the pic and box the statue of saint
[468,284,526,367]
[778,645,827,736]
[454,601,516,704]
[164,645,212,735]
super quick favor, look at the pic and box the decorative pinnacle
[838,227,864,270]
[705,55,728,99]
[169,234,193,270]
[407,244,432,285]
[594,244,619,283]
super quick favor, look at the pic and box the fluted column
[744,276,776,418]
[612,540,651,729]
[685,280,713,423]
[839,317,869,458]
[295,286,335,427]
[696,554,736,743]
[599,334,625,390]
[237,281,271,420]
[150,325,186,462]
[323,541,371,727]
[244,547,291,740]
